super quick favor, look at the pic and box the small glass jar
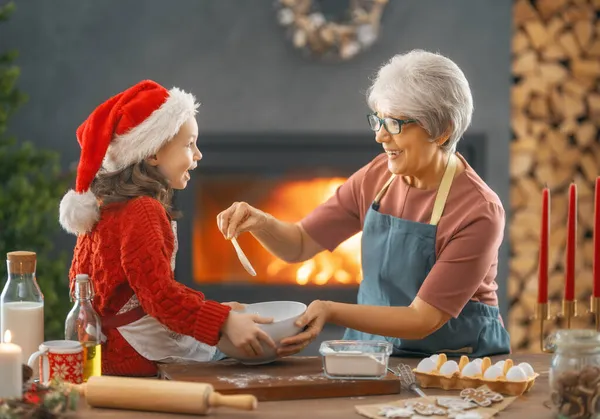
[548,329,600,419]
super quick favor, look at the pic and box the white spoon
[231,237,257,276]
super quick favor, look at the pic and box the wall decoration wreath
[275,0,389,61]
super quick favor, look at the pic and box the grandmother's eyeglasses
[367,113,417,135]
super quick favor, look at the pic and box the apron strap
[373,153,458,225]
[373,174,397,206]
[429,153,457,226]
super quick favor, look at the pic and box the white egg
[439,360,459,376]
[430,354,439,362]
[461,361,482,377]
[483,365,503,380]
[473,358,483,366]
[517,362,535,377]
[505,366,528,382]
[416,357,437,373]
[494,360,505,369]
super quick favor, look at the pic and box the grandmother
[217,50,511,358]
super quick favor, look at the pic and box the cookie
[447,412,483,419]
[436,397,477,411]
[404,401,446,416]
[460,388,504,407]
[378,406,415,418]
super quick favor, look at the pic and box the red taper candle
[565,183,577,301]
[538,187,550,304]
[594,177,600,298]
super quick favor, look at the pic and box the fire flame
[3,330,12,344]
[262,178,362,285]
[193,176,362,285]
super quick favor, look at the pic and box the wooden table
[76,354,554,418]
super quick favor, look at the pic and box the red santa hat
[59,79,199,235]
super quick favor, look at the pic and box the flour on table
[216,373,325,388]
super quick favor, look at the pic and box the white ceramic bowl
[217,301,307,365]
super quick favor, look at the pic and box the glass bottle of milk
[0,251,45,367]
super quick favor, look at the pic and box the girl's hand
[217,202,269,239]
[277,300,330,357]
[221,301,246,311]
[221,312,276,358]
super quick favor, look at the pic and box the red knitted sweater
[69,196,231,376]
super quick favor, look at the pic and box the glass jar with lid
[548,329,600,419]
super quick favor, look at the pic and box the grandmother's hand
[277,300,330,357]
[217,202,269,239]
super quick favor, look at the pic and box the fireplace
[175,132,488,309]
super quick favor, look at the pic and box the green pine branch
[0,1,74,340]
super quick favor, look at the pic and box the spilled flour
[216,373,327,388]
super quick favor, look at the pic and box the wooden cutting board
[157,356,401,401]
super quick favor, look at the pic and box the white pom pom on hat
[58,80,199,235]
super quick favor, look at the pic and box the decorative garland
[0,365,79,419]
[275,0,389,61]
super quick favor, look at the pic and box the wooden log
[549,88,564,119]
[511,254,538,279]
[512,29,531,54]
[588,93,600,118]
[542,44,568,60]
[589,39,600,58]
[580,153,599,184]
[510,183,527,211]
[513,50,539,76]
[508,274,525,300]
[510,150,534,177]
[546,17,566,42]
[583,239,594,268]
[549,272,567,301]
[536,0,568,20]
[546,130,568,157]
[508,322,529,351]
[531,121,549,137]
[562,78,589,99]
[529,95,550,118]
[573,20,593,50]
[550,194,568,228]
[511,112,531,139]
[572,60,600,78]
[539,62,568,84]
[559,118,579,136]
[549,226,567,270]
[575,173,594,199]
[511,83,532,110]
[536,145,554,165]
[575,269,593,300]
[578,194,595,231]
[575,122,596,148]
[511,136,537,153]
[524,20,549,49]
[562,4,595,24]
[558,31,582,59]
[517,178,543,203]
[563,93,586,119]
[513,0,540,25]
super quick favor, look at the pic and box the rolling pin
[69,376,257,415]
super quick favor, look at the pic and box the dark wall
[2,0,512,317]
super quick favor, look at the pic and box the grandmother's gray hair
[367,50,473,153]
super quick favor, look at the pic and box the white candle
[0,330,23,399]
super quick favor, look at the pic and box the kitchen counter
[77,353,554,418]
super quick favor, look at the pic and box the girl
[60,80,274,376]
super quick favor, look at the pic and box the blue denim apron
[343,154,510,358]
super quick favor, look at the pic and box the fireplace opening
[193,176,362,286]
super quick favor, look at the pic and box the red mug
[27,340,84,384]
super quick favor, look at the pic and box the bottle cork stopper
[7,251,37,274]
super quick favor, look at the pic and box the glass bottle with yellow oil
[65,274,102,381]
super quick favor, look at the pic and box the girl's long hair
[90,161,179,218]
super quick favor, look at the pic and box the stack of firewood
[509,0,600,351]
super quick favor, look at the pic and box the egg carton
[412,354,539,396]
